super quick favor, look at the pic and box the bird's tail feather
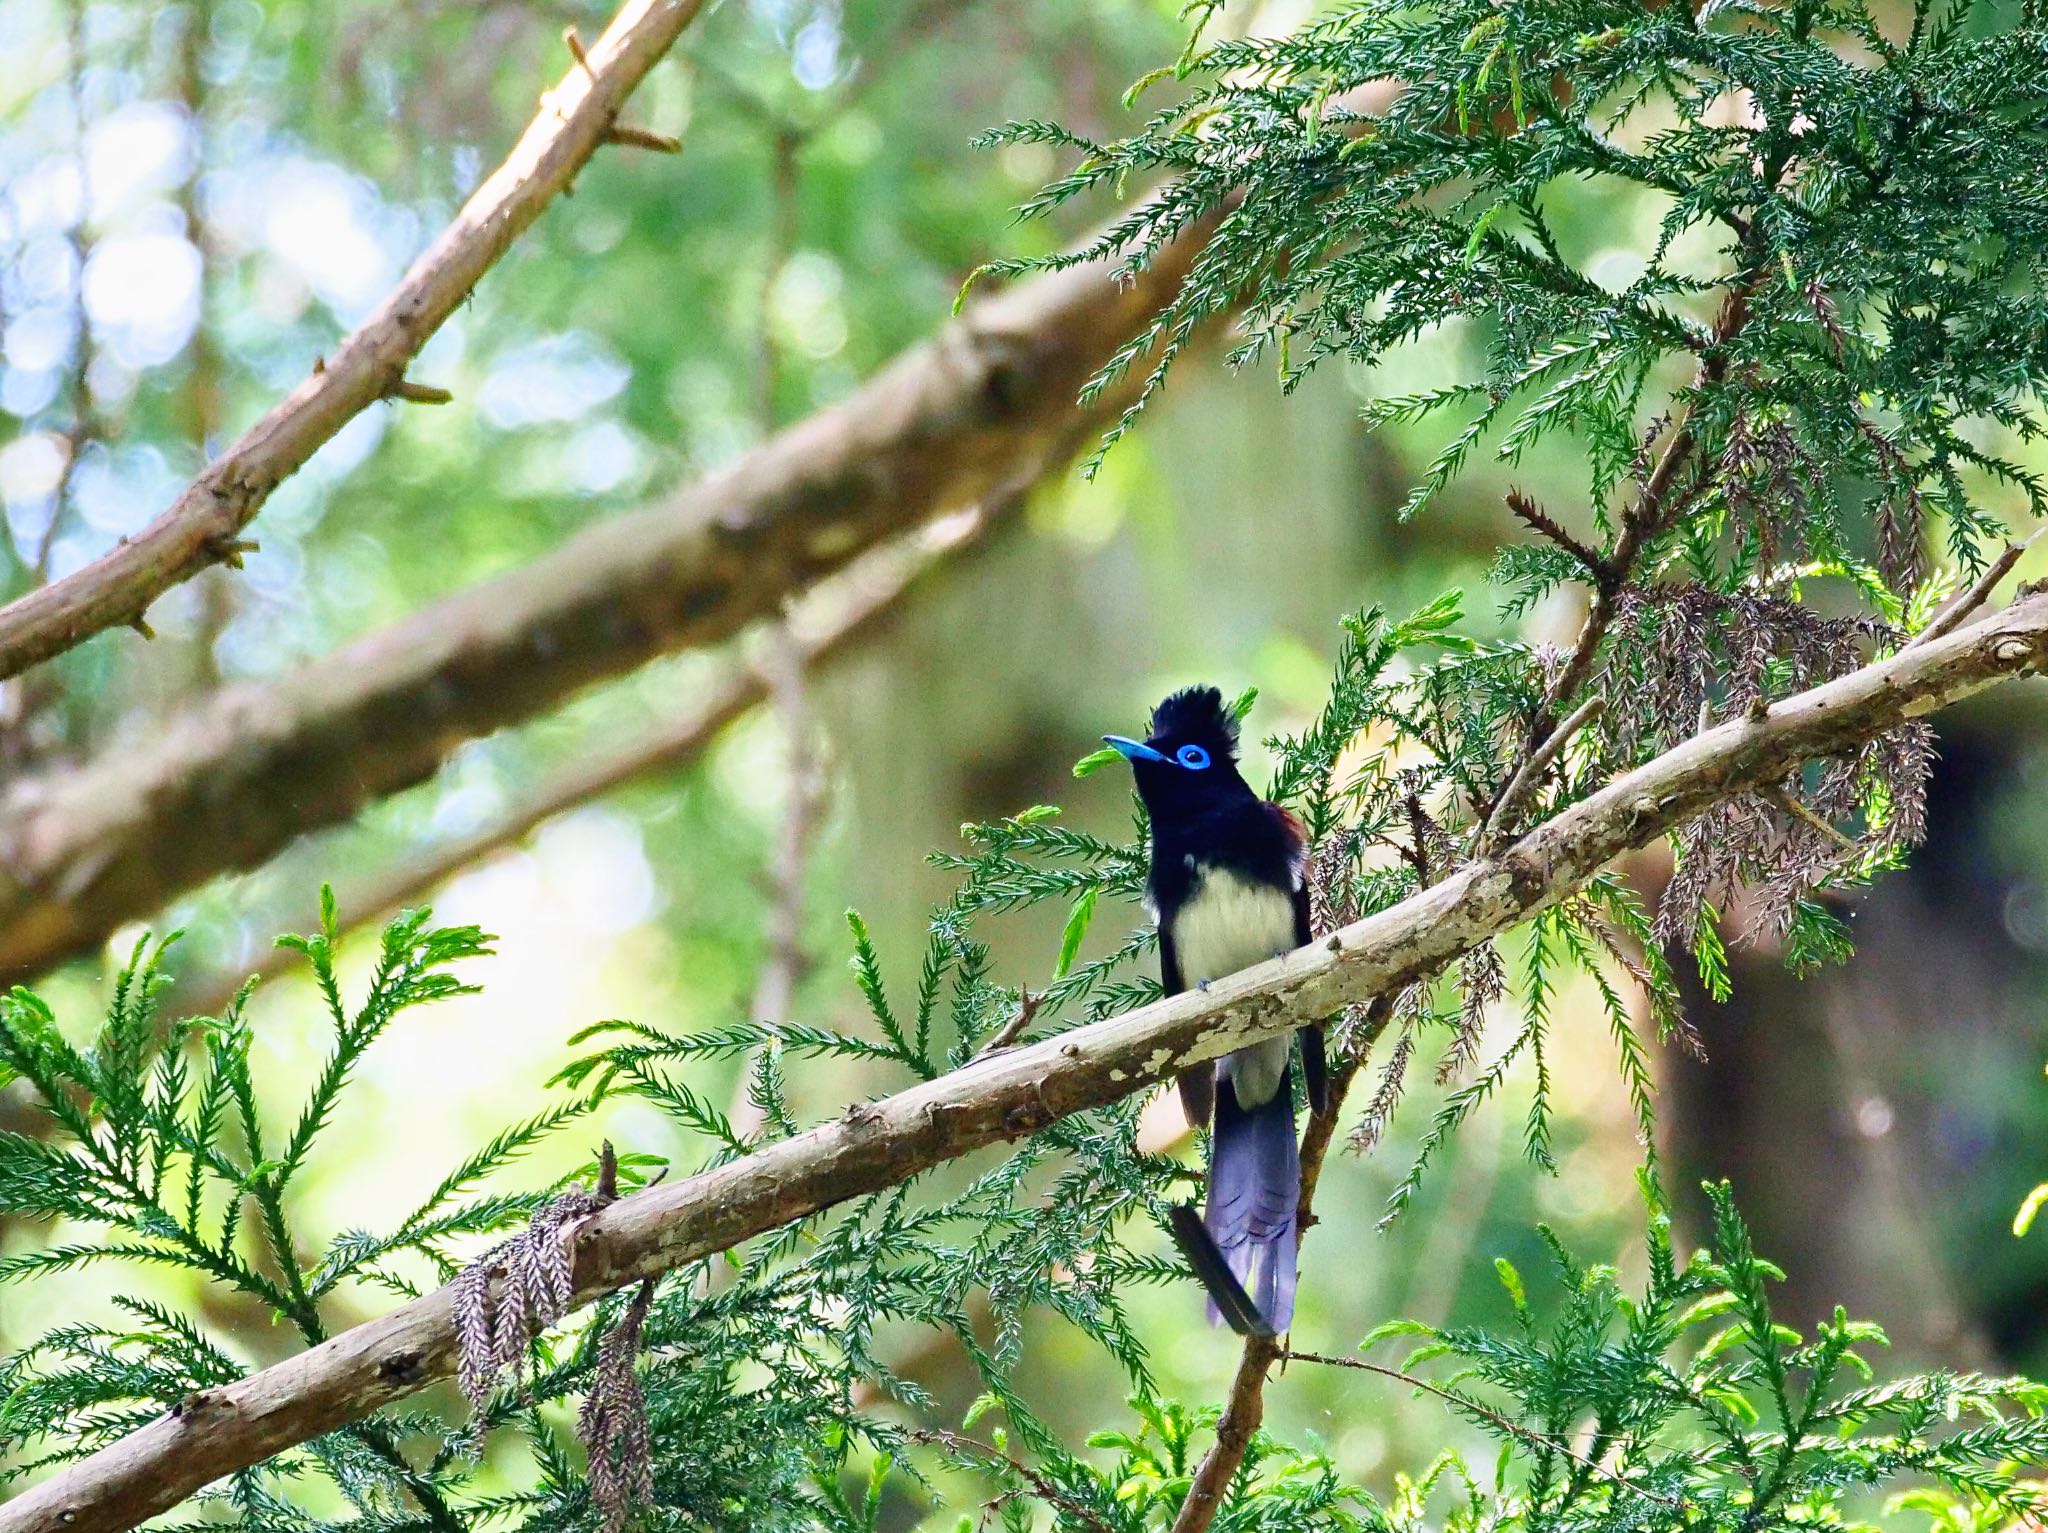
[1169,1072,1299,1336]
[1166,1204,1270,1336]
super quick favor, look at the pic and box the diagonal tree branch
[9,590,2047,1533]
[167,507,1000,1020]
[0,0,711,681]
[0,208,1218,987]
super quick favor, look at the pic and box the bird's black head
[1104,685,1254,822]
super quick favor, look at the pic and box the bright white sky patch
[5,304,73,372]
[0,432,65,505]
[257,157,403,318]
[561,419,643,496]
[535,809,660,936]
[71,441,176,538]
[83,231,200,367]
[85,101,195,221]
[478,332,629,430]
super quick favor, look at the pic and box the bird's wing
[1161,926,1214,1129]
[1267,802,1329,1116]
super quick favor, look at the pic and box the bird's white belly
[1169,864,1299,1110]
[1171,865,1296,987]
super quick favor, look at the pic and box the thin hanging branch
[0,0,712,681]
[7,587,2046,1533]
[730,626,828,1133]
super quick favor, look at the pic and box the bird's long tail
[1168,1070,1299,1336]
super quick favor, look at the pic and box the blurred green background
[2,0,2045,1518]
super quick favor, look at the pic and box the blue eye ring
[1175,743,1212,771]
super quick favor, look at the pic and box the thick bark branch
[0,0,711,680]
[168,510,998,1020]
[9,591,2046,1533]
[0,212,1213,986]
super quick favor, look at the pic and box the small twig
[1762,785,1860,855]
[1279,1349,1690,1510]
[1403,790,1436,883]
[206,538,258,570]
[602,124,681,153]
[1506,487,1606,578]
[911,1429,1120,1533]
[1907,529,2041,650]
[975,989,1043,1057]
[563,26,593,74]
[387,378,454,406]
[1368,827,1429,879]
[1480,693,1604,851]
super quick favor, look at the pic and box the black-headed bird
[1105,686,1326,1337]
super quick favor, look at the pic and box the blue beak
[1104,734,1171,765]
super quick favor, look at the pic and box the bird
[1104,685,1326,1337]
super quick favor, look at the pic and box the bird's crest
[1148,685,1240,757]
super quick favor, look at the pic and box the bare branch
[0,199,1218,987]
[0,0,713,681]
[168,509,998,1020]
[9,589,2047,1533]
[1505,487,1605,578]
[1906,529,2041,650]
[1762,783,1859,854]
[1480,693,1605,851]
[385,378,454,406]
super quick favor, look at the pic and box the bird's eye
[1176,744,1211,770]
